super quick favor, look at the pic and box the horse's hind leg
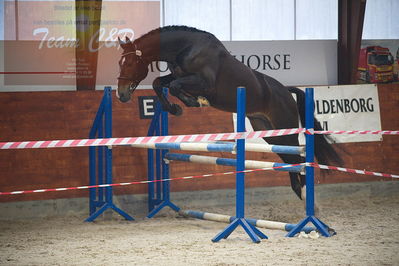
[248,115,313,212]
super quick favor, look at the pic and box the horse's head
[117,36,149,102]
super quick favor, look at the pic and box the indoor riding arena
[1,1,398,265]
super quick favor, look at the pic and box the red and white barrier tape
[0,128,305,150]
[314,130,399,135]
[1,163,398,196]
[0,163,303,195]
[1,129,398,150]
[309,163,399,178]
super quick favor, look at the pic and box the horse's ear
[125,36,132,44]
[118,36,127,49]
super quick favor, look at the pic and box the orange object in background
[358,46,395,83]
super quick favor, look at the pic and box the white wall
[0,0,398,91]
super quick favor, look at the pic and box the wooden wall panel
[0,84,398,203]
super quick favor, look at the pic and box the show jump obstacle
[87,86,331,243]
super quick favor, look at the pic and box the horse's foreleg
[152,75,183,116]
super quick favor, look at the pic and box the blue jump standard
[212,87,267,243]
[286,88,333,237]
[86,87,134,222]
[146,88,180,218]
[147,103,162,213]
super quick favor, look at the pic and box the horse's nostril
[117,92,130,103]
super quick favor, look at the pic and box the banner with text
[234,84,381,144]
[309,84,382,143]
[2,1,160,89]
[152,40,337,88]
[224,40,337,87]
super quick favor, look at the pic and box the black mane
[134,25,212,43]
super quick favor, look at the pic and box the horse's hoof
[328,227,337,236]
[170,104,183,116]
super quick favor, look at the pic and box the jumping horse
[116,26,341,206]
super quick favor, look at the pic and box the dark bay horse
[117,26,341,205]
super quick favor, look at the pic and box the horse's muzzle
[116,83,138,103]
[116,88,131,103]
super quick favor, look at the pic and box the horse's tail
[288,87,343,166]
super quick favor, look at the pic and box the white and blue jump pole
[164,153,304,173]
[132,141,304,156]
[286,87,332,237]
[179,210,315,233]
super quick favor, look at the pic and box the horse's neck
[136,31,194,63]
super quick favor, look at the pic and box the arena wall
[0,84,398,203]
